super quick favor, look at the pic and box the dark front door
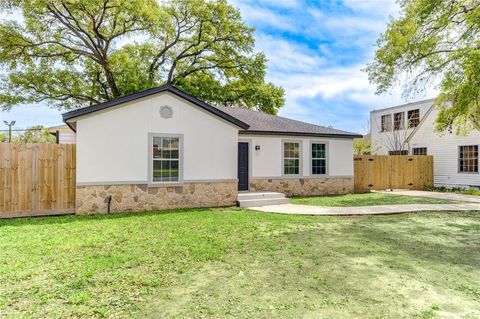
[238,142,249,191]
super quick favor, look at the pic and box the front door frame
[237,141,250,191]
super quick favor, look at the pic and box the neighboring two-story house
[370,98,480,188]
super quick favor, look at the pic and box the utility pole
[3,120,15,143]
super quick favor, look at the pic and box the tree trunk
[102,62,120,98]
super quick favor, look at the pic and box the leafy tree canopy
[0,0,285,114]
[366,0,480,133]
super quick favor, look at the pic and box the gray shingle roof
[214,106,361,138]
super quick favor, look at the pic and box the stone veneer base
[76,182,237,214]
[249,177,354,197]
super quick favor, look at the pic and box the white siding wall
[409,108,480,187]
[239,135,354,178]
[370,99,433,155]
[75,92,239,184]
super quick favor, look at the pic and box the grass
[290,192,458,206]
[1,209,479,318]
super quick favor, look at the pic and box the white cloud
[234,0,300,9]
[343,0,399,17]
[231,1,297,32]
[255,33,326,73]
[309,9,385,36]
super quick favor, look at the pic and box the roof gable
[62,85,249,131]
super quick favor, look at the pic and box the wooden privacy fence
[354,155,433,193]
[0,143,76,217]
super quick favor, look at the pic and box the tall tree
[0,0,284,113]
[366,0,480,133]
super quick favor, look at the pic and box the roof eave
[65,121,77,133]
[239,130,362,139]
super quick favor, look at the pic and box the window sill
[148,181,183,188]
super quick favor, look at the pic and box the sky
[0,0,436,134]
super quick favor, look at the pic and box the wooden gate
[0,143,76,217]
[354,155,433,193]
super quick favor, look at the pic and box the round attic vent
[159,105,173,119]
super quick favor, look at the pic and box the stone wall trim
[76,182,238,215]
[248,177,354,197]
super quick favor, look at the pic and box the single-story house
[63,85,361,214]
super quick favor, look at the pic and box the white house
[63,85,361,214]
[370,99,480,188]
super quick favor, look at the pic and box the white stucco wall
[74,92,239,184]
[239,135,354,178]
[408,108,480,187]
[370,99,434,155]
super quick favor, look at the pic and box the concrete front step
[239,197,290,208]
[238,192,286,200]
[238,192,288,208]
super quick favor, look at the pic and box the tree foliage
[0,125,55,143]
[366,0,480,133]
[0,0,285,113]
[353,136,372,155]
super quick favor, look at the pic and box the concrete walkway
[375,190,480,203]
[249,203,480,216]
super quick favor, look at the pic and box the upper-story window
[407,109,420,128]
[393,112,405,130]
[381,114,392,132]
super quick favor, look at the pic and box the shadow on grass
[337,215,480,268]
[0,207,244,228]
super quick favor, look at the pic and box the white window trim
[282,140,302,177]
[148,133,184,186]
[458,145,479,174]
[380,114,392,132]
[407,109,420,128]
[412,147,427,155]
[310,141,329,176]
[393,111,405,130]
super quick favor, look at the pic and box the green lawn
[1,209,479,318]
[290,192,458,206]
